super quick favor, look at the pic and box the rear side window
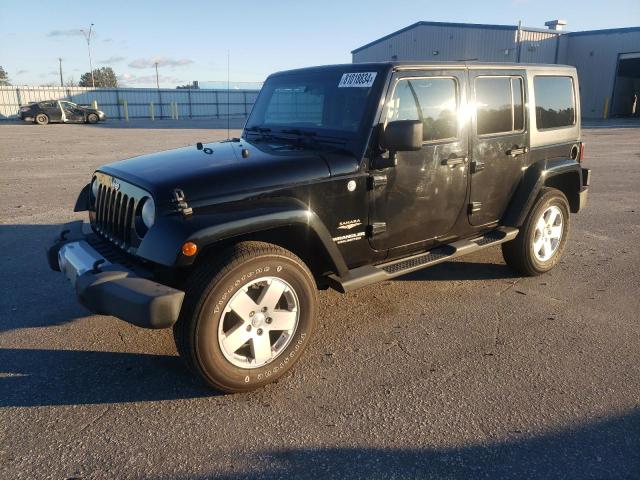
[387,77,458,142]
[534,76,576,130]
[475,76,525,136]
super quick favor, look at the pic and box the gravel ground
[0,119,639,479]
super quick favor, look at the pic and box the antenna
[227,49,230,140]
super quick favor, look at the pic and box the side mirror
[380,120,422,152]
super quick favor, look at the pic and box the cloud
[16,70,28,75]
[102,38,114,43]
[99,56,125,64]
[128,57,193,69]
[47,29,84,37]
[117,72,185,86]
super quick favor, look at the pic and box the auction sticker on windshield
[338,72,377,88]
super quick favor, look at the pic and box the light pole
[80,23,95,88]
[58,57,63,87]
[154,62,160,89]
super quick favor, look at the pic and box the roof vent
[544,19,567,31]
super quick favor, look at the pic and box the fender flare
[136,199,349,277]
[502,158,582,227]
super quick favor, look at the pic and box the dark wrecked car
[19,100,106,125]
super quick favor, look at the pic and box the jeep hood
[99,139,357,206]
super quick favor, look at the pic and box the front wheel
[174,241,317,392]
[87,113,99,124]
[502,187,570,276]
[35,113,49,125]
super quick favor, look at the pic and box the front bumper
[47,221,184,329]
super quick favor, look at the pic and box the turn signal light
[181,242,198,257]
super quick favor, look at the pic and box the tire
[35,113,49,125]
[174,241,317,392]
[87,113,99,124]
[502,187,570,276]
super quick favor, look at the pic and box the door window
[533,76,576,129]
[475,76,525,135]
[387,77,458,142]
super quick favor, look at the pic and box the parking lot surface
[1,119,639,479]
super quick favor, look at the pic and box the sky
[0,0,638,88]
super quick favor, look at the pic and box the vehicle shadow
[161,410,640,479]
[0,348,215,407]
[0,223,519,335]
[394,260,519,282]
[0,224,90,334]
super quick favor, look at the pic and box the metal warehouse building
[352,21,640,118]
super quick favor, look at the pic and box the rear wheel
[35,113,49,125]
[173,241,317,392]
[87,113,99,124]
[502,188,570,276]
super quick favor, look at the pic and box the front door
[60,101,85,123]
[468,70,528,226]
[369,70,469,251]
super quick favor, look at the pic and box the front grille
[91,173,149,250]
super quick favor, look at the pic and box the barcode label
[338,72,377,88]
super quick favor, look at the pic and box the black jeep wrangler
[48,62,590,392]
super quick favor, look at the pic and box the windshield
[245,69,381,136]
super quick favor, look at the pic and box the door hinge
[468,202,482,214]
[368,174,388,190]
[367,222,387,237]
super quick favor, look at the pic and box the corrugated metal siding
[353,24,521,63]
[564,30,640,118]
[352,25,565,64]
[0,86,260,120]
[518,30,559,63]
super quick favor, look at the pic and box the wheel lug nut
[246,325,252,332]
[261,307,268,312]
[266,317,272,324]
[257,328,263,335]
[249,311,255,317]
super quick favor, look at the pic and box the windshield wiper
[244,125,272,140]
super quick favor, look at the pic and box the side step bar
[327,227,518,293]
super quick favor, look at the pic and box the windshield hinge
[367,222,387,237]
[368,174,388,190]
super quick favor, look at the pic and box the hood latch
[171,189,193,217]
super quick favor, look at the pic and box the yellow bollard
[123,100,129,122]
[603,97,610,120]
[175,102,179,120]
[92,100,98,110]
[150,102,155,121]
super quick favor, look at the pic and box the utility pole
[80,23,95,88]
[58,57,63,86]
[155,62,160,89]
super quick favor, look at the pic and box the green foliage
[79,67,118,88]
[0,66,9,86]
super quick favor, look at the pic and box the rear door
[40,101,62,122]
[468,69,528,226]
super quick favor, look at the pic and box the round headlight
[141,197,155,229]
[91,177,99,202]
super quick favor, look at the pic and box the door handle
[506,146,529,157]
[442,154,468,167]
[471,160,485,173]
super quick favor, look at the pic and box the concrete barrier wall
[0,86,260,120]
